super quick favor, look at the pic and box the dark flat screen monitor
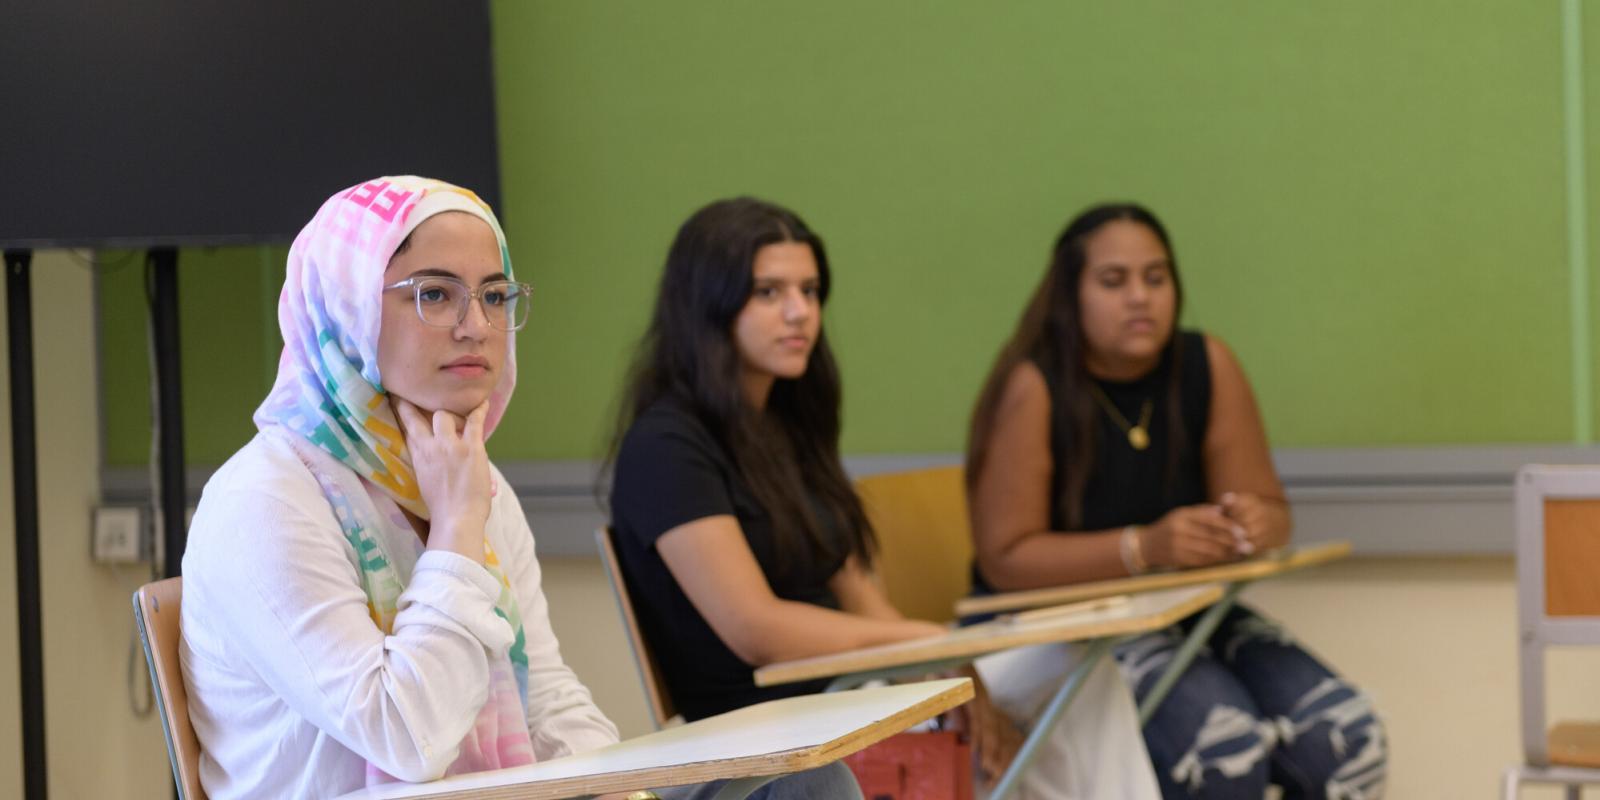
[0,1,499,249]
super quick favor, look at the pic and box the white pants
[974,641,1161,800]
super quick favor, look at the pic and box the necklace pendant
[1128,426,1150,451]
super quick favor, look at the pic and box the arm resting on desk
[658,517,943,665]
[1202,336,1291,551]
[332,680,977,800]
[969,363,1132,590]
[969,363,1244,590]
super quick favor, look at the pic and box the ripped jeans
[1116,604,1386,799]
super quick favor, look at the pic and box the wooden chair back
[133,577,206,800]
[855,465,973,624]
[595,527,679,728]
[1516,466,1600,769]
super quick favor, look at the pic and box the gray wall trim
[100,444,1600,558]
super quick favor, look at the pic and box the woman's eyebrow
[406,267,461,280]
[405,267,510,284]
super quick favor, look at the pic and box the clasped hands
[1138,491,1289,570]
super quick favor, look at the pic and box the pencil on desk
[1001,594,1131,625]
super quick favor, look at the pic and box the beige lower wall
[1,255,20,800]
[0,252,169,798]
[539,554,1600,800]
[1245,557,1600,799]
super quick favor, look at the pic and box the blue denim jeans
[1116,604,1386,799]
[655,761,863,799]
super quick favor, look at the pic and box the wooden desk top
[955,540,1352,619]
[335,678,973,800]
[755,584,1222,688]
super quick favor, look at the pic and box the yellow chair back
[855,465,973,624]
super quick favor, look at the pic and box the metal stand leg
[1501,765,1521,799]
[824,656,973,692]
[987,637,1115,800]
[147,247,187,577]
[1138,582,1245,726]
[7,248,47,800]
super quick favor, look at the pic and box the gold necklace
[1089,383,1153,451]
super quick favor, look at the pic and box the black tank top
[970,330,1212,597]
[1048,329,1211,531]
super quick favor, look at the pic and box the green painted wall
[99,2,1600,465]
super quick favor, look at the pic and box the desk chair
[596,527,679,729]
[1505,466,1600,798]
[861,464,1216,718]
[132,577,206,800]
[597,524,975,799]
[855,465,973,624]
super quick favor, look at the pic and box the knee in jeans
[1277,680,1387,799]
[1115,629,1188,691]
[1219,612,1296,662]
[1169,704,1275,796]
[766,761,862,799]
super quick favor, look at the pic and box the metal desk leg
[1137,581,1245,727]
[823,657,974,693]
[987,637,1116,800]
[709,774,781,800]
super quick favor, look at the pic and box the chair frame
[596,527,680,729]
[1505,465,1600,798]
[133,577,206,800]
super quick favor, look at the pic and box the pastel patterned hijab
[255,176,535,782]
[254,175,517,519]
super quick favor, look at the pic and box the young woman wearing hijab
[607,196,1162,800]
[179,177,836,799]
[965,203,1387,799]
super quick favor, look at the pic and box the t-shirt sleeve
[611,405,736,548]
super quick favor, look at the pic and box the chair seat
[1549,721,1600,768]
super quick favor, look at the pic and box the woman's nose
[455,296,493,339]
[783,290,812,321]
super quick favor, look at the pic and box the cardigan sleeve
[184,463,516,783]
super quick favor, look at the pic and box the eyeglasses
[382,276,533,331]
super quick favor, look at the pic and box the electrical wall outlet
[92,506,146,563]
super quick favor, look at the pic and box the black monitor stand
[147,247,187,582]
[7,248,45,800]
[6,247,189,800]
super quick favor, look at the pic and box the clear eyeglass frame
[382,276,533,332]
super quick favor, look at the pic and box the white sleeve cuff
[397,550,515,654]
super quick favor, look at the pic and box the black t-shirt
[609,397,844,721]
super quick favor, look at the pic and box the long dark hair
[966,203,1187,529]
[607,197,875,571]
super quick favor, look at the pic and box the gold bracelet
[625,792,662,800]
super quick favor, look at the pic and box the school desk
[333,678,973,800]
[955,541,1353,725]
[755,585,1224,800]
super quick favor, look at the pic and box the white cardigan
[179,427,619,799]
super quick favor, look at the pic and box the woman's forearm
[977,528,1131,592]
[731,598,939,665]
